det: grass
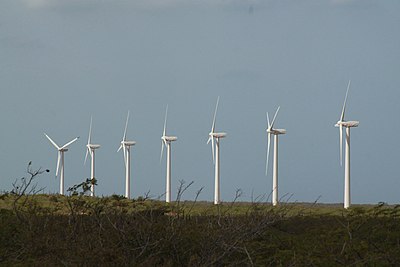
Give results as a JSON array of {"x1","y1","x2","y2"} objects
[{"x1": 0, "y1": 193, "x2": 392, "y2": 216}]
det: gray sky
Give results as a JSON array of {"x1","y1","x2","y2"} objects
[{"x1": 1, "y1": 0, "x2": 399, "y2": 204}]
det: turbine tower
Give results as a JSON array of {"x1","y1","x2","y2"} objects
[
  {"x1": 84, "y1": 116, "x2": 100, "y2": 197},
  {"x1": 265, "y1": 106, "x2": 286, "y2": 206},
  {"x1": 207, "y1": 96, "x2": 227, "y2": 205},
  {"x1": 44, "y1": 133, "x2": 79, "y2": 195},
  {"x1": 160, "y1": 105, "x2": 177, "y2": 203},
  {"x1": 335, "y1": 80, "x2": 359, "y2": 209},
  {"x1": 118, "y1": 111, "x2": 136, "y2": 199}
]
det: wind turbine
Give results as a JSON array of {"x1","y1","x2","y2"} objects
[
  {"x1": 208, "y1": 96, "x2": 227, "y2": 205},
  {"x1": 84, "y1": 116, "x2": 100, "y2": 197},
  {"x1": 44, "y1": 133, "x2": 79, "y2": 195},
  {"x1": 335, "y1": 80, "x2": 359, "y2": 209},
  {"x1": 160, "y1": 105, "x2": 177, "y2": 203},
  {"x1": 265, "y1": 106, "x2": 286, "y2": 206},
  {"x1": 118, "y1": 111, "x2": 136, "y2": 199}
]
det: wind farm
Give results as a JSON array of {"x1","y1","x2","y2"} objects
[
  {"x1": 31, "y1": 88, "x2": 355, "y2": 206},
  {"x1": 1, "y1": 0, "x2": 400, "y2": 264}
]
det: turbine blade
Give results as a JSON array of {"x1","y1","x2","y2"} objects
[
  {"x1": 56, "y1": 151, "x2": 61, "y2": 176},
  {"x1": 266, "y1": 133, "x2": 271, "y2": 176},
  {"x1": 339, "y1": 126, "x2": 343, "y2": 166},
  {"x1": 163, "y1": 105, "x2": 168, "y2": 137},
  {"x1": 123, "y1": 110, "x2": 130, "y2": 142},
  {"x1": 61, "y1": 137, "x2": 79, "y2": 149},
  {"x1": 84, "y1": 147, "x2": 89, "y2": 165},
  {"x1": 160, "y1": 140, "x2": 164, "y2": 164},
  {"x1": 123, "y1": 145, "x2": 127, "y2": 167},
  {"x1": 211, "y1": 96, "x2": 219, "y2": 133},
  {"x1": 266, "y1": 112, "x2": 271, "y2": 128},
  {"x1": 211, "y1": 136, "x2": 215, "y2": 164},
  {"x1": 44, "y1": 133, "x2": 60, "y2": 150},
  {"x1": 340, "y1": 80, "x2": 351, "y2": 121},
  {"x1": 271, "y1": 106, "x2": 280, "y2": 128},
  {"x1": 117, "y1": 144, "x2": 123, "y2": 152},
  {"x1": 87, "y1": 116, "x2": 92, "y2": 145}
]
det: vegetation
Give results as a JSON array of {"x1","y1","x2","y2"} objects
[{"x1": 1, "y1": 163, "x2": 400, "y2": 265}]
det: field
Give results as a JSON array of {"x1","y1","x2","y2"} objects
[
  {"x1": 1, "y1": 166, "x2": 399, "y2": 266},
  {"x1": 1, "y1": 191, "x2": 400, "y2": 266}
]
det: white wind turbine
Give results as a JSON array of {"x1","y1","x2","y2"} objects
[
  {"x1": 207, "y1": 96, "x2": 227, "y2": 205},
  {"x1": 44, "y1": 133, "x2": 79, "y2": 195},
  {"x1": 335, "y1": 80, "x2": 359, "y2": 209},
  {"x1": 160, "y1": 105, "x2": 177, "y2": 203},
  {"x1": 84, "y1": 116, "x2": 100, "y2": 197},
  {"x1": 265, "y1": 106, "x2": 286, "y2": 206},
  {"x1": 118, "y1": 111, "x2": 136, "y2": 199}
]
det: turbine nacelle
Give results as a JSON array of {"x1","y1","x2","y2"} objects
[
  {"x1": 162, "y1": 136, "x2": 177, "y2": 143},
  {"x1": 87, "y1": 144, "x2": 101, "y2": 150},
  {"x1": 267, "y1": 128, "x2": 286, "y2": 135},
  {"x1": 209, "y1": 132, "x2": 227, "y2": 139},
  {"x1": 121, "y1": 140, "x2": 136, "y2": 147},
  {"x1": 335, "y1": 121, "x2": 359, "y2": 128}
]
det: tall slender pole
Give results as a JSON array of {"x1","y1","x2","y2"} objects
[
  {"x1": 125, "y1": 147, "x2": 130, "y2": 199},
  {"x1": 344, "y1": 127, "x2": 351, "y2": 209},
  {"x1": 214, "y1": 138, "x2": 220, "y2": 205},
  {"x1": 272, "y1": 134, "x2": 278, "y2": 206},
  {"x1": 166, "y1": 142, "x2": 171, "y2": 203},
  {"x1": 60, "y1": 151, "x2": 64, "y2": 195},
  {"x1": 91, "y1": 150, "x2": 95, "y2": 197}
]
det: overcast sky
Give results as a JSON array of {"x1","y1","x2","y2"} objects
[{"x1": 1, "y1": 0, "x2": 399, "y2": 204}]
